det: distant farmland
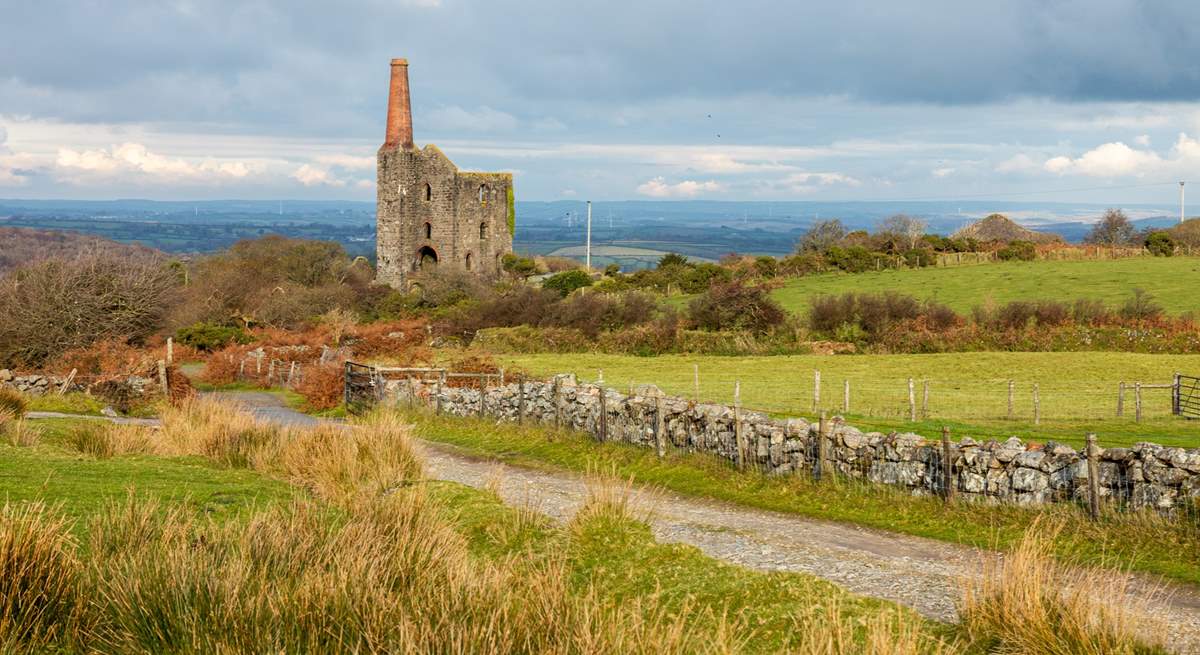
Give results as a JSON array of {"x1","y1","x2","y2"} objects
[
  {"x1": 771, "y1": 257, "x2": 1200, "y2": 315},
  {"x1": 547, "y1": 244, "x2": 716, "y2": 270}
]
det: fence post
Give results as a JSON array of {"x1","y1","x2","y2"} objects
[
  {"x1": 734, "y1": 381, "x2": 746, "y2": 471},
  {"x1": 1086, "y1": 433, "x2": 1100, "y2": 521},
  {"x1": 517, "y1": 379, "x2": 526, "y2": 425},
  {"x1": 941, "y1": 426, "x2": 955, "y2": 502},
  {"x1": 908, "y1": 378, "x2": 916, "y2": 422},
  {"x1": 553, "y1": 378, "x2": 562, "y2": 429},
  {"x1": 1033, "y1": 383, "x2": 1040, "y2": 425},
  {"x1": 922, "y1": 380, "x2": 930, "y2": 419},
  {"x1": 288, "y1": 361, "x2": 297, "y2": 387},
  {"x1": 157, "y1": 359, "x2": 169, "y2": 397},
  {"x1": 267, "y1": 359, "x2": 276, "y2": 386},
  {"x1": 654, "y1": 391, "x2": 666, "y2": 457},
  {"x1": 1007, "y1": 380, "x2": 1014, "y2": 420},
  {"x1": 478, "y1": 377, "x2": 486, "y2": 417},
  {"x1": 598, "y1": 385, "x2": 608, "y2": 442},
  {"x1": 343, "y1": 362, "x2": 352, "y2": 410},
  {"x1": 693, "y1": 364, "x2": 700, "y2": 402},
  {"x1": 813, "y1": 370, "x2": 821, "y2": 412},
  {"x1": 166, "y1": 337, "x2": 174, "y2": 366},
  {"x1": 239, "y1": 360, "x2": 245, "y2": 380},
  {"x1": 1117, "y1": 381, "x2": 1125, "y2": 417},
  {"x1": 1174, "y1": 373, "x2": 1182, "y2": 416},
  {"x1": 817, "y1": 412, "x2": 829, "y2": 481},
  {"x1": 435, "y1": 371, "x2": 444, "y2": 415},
  {"x1": 843, "y1": 380, "x2": 850, "y2": 414},
  {"x1": 1135, "y1": 382, "x2": 1142, "y2": 423}
]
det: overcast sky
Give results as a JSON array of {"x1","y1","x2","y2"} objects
[{"x1": 2, "y1": 0, "x2": 1200, "y2": 203}]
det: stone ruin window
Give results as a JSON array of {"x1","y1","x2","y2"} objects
[
  {"x1": 479, "y1": 222, "x2": 488, "y2": 240},
  {"x1": 424, "y1": 183, "x2": 432, "y2": 201},
  {"x1": 424, "y1": 222, "x2": 432, "y2": 239},
  {"x1": 478, "y1": 185, "x2": 488, "y2": 204},
  {"x1": 465, "y1": 252, "x2": 473, "y2": 271}
]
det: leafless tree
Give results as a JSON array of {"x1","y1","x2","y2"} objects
[
  {"x1": 0, "y1": 251, "x2": 178, "y2": 367},
  {"x1": 876, "y1": 214, "x2": 928, "y2": 251},
  {"x1": 1084, "y1": 208, "x2": 1137, "y2": 247},
  {"x1": 796, "y1": 219, "x2": 847, "y2": 253}
]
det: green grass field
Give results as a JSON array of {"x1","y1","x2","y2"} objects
[
  {"x1": 500, "y1": 352, "x2": 1200, "y2": 448},
  {"x1": 771, "y1": 257, "x2": 1200, "y2": 315}
]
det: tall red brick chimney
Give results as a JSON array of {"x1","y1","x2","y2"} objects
[{"x1": 384, "y1": 58, "x2": 413, "y2": 148}]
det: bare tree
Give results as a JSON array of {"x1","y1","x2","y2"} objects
[
  {"x1": 877, "y1": 214, "x2": 927, "y2": 251},
  {"x1": 1084, "y1": 208, "x2": 1137, "y2": 247},
  {"x1": 796, "y1": 219, "x2": 847, "y2": 253},
  {"x1": 0, "y1": 251, "x2": 178, "y2": 367}
]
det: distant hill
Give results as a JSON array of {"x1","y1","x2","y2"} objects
[
  {"x1": 952, "y1": 213, "x2": 1063, "y2": 244},
  {"x1": 0, "y1": 227, "x2": 162, "y2": 274}
]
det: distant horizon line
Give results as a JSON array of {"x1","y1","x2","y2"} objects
[{"x1": 0, "y1": 197, "x2": 1182, "y2": 208}]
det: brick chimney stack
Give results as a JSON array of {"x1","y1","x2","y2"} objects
[{"x1": 384, "y1": 58, "x2": 413, "y2": 148}]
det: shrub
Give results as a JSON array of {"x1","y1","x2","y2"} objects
[
  {"x1": 809, "y1": 292, "x2": 937, "y2": 337},
  {"x1": 501, "y1": 253, "x2": 540, "y2": 278},
  {"x1": 175, "y1": 323, "x2": 251, "y2": 352},
  {"x1": 753, "y1": 256, "x2": 779, "y2": 278},
  {"x1": 779, "y1": 252, "x2": 827, "y2": 276},
  {"x1": 1120, "y1": 288, "x2": 1164, "y2": 321},
  {"x1": 0, "y1": 386, "x2": 27, "y2": 419},
  {"x1": 1072, "y1": 298, "x2": 1110, "y2": 325},
  {"x1": 901, "y1": 248, "x2": 936, "y2": 268},
  {"x1": 687, "y1": 280, "x2": 786, "y2": 334},
  {"x1": 293, "y1": 363, "x2": 345, "y2": 411},
  {"x1": 824, "y1": 245, "x2": 876, "y2": 273},
  {"x1": 1145, "y1": 231, "x2": 1176, "y2": 257},
  {"x1": 996, "y1": 241, "x2": 1036, "y2": 261},
  {"x1": 0, "y1": 253, "x2": 177, "y2": 368},
  {"x1": 542, "y1": 270, "x2": 593, "y2": 297}
]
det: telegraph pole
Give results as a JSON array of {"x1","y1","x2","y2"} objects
[{"x1": 585, "y1": 200, "x2": 593, "y2": 270}]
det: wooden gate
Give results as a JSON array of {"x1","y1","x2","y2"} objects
[{"x1": 344, "y1": 362, "x2": 379, "y2": 416}]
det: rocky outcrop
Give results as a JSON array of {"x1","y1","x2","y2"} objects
[{"x1": 383, "y1": 374, "x2": 1200, "y2": 514}]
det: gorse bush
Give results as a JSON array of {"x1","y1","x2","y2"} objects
[
  {"x1": 174, "y1": 322, "x2": 251, "y2": 352},
  {"x1": 688, "y1": 280, "x2": 786, "y2": 334},
  {"x1": 996, "y1": 240, "x2": 1037, "y2": 261},
  {"x1": 542, "y1": 269, "x2": 593, "y2": 297}
]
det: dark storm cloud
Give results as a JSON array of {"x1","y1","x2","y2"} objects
[{"x1": 2, "y1": 0, "x2": 1199, "y2": 135}]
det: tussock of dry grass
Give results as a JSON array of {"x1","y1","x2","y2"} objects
[
  {"x1": 571, "y1": 467, "x2": 649, "y2": 531},
  {"x1": 0, "y1": 503, "x2": 79, "y2": 652},
  {"x1": 1, "y1": 415, "x2": 39, "y2": 447},
  {"x1": 62, "y1": 423, "x2": 154, "y2": 459},
  {"x1": 791, "y1": 597, "x2": 960, "y2": 655},
  {"x1": 959, "y1": 521, "x2": 1168, "y2": 654},
  {"x1": 0, "y1": 387, "x2": 27, "y2": 419}
]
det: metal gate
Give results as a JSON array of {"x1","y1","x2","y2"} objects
[
  {"x1": 1176, "y1": 374, "x2": 1200, "y2": 419},
  {"x1": 344, "y1": 362, "x2": 380, "y2": 416}
]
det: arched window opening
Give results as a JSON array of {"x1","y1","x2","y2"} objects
[
  {"x1": 478, "y1": 185, "x2": 488, "y2": 203},
  {"x1": 479, "y1": 222, "x2": 488, "y2": 240},
  {"x1": 424, "y1": 183, "x2": 432, "y2": 201},
  {"x1": 465, "y1": 252, "x2": 473, "y2": 271},
  {"x1": 424, "y1": 222, "x2": 432, "y2": 239},
  {"x1": 416, "y1": 246, "x2": 438, "y2": 271}
]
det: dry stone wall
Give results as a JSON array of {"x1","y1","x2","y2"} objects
[{"x1": 384, "y1": 374, "x2": 1200, "y2": 513}]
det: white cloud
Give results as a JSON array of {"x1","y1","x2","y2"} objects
[
  {"x1": 560, "y1": 188, "x2": 577, "y2": 197},
  {"x1": 780, "y1": 172, "x2": 861, "y2": 188},
  {"x1": 1135, "y1": 134, "x2": 1151, "y2": 146},
  {"x1": 636, "y1": 177, "x2": 722, "y2": 198},
  {"x1": 54, "y1": 142, "x2": 257, "y2": 183},
  {"x1": 291, "y1": 164, "x2": 345, "y2": 187},
  {"x1": 1043, "y1": 141, "x2": 1161, "y2": 177},
  {"x1": 995, "y1": 153, "x2": 1039, "y2": 173},
  {"x1": 426, "y1": 105, "x2": 519, "y2": 132},
  {"x1": 315, "y1": 154, "x2": 374, "y2": 170},
  {"x1": 932, "y1": 167, "x2": 955, "y2": 178},
  {"x1": 355, "y1": 179, "x2": 374, "y2": 189}
]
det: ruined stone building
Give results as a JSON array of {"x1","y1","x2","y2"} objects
[{"x1": 375, "y1": 59, "x2": 514, "y2": 288}]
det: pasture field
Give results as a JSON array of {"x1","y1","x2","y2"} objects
[
  {"x1": 770, "y1": 256, "x2": 1200, "y2": 315},
  {"x1": 499, "y1": 351, "x2": 1200, "y2": 448}
]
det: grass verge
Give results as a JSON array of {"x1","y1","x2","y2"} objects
[{"x1": 398, "y1": 408, "x2": 1200, "y2": 587}]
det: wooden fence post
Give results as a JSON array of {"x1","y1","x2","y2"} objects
[
  {"x1": 1007, "y1": 380, "x2": 1014, "y2": 420},
  {"x1": 941, "y1": 426, "x2": 955, "y2": 502},
  {"x1": 598, "y1": 385, "x2": 608, "y2": 442},
  {"x1": 654, "y1": 391, "x2": 666, "y2": 457},
  {"x1": 1117, "y1": 381, "x2": 1125, "y2": 417},
  {"x1": 817, "y1": 412, "x2": 829, "y2": 482},
  {"x1": 435, "y1": 371, "x2": 444, "y2": 415},
  {"x1": 813, "y1": 370, "x2": 821, "y2": 412},
  {"x1": 734, "y1": 381, "x2": 746, "y2": 471},
  {"x1": 343, "y1": 362, "x2": 351, "y2": 410},
  {"x1": 288, "y1": 361, "x2": 297, "y2": 387},
  {"x1": 478, "y1": 377, "x2": 486, "y2": 417},
  {"x1": 908, "y1": 378, "x2": 916, "y2": 422},
  {"x1": 553, "y1": 378, "x2": 562, "y2": 429},
  {"x1": 922, "y1": 380, "x2": 930, "y2": 419},
  {"x1": 517, "y1": 380, "x2": 526, "y2": 424},
  {"x1": 1033, "y1": 383, "x2": 1040, "y2": 425},
  {"x1": 843, "y1": 380, "x2": 850, "y2": 414},
  {"x1": 166, "y1": 337, "x2": 174, "y2": 366},
  {"x1": 693, "y1": 364, "x2": 700, "y2": 402},
  {"x1": 1174, "y1": 373, "x2": 1182, "y2": 416},
  {"x1": 1086, "y1": 433, "x2": 1100, "y2": 521},
  {"x1": 1135, "y1": 382, "x2": 1142, "y2": 423}
]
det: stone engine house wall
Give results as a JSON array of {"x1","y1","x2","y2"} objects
[
  {"x1": 375, "y1": 58, "x2": 514, "y2": 289},
  {"x1": 383, "y1": 374, "x2": 1200, "y2": 514}
]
